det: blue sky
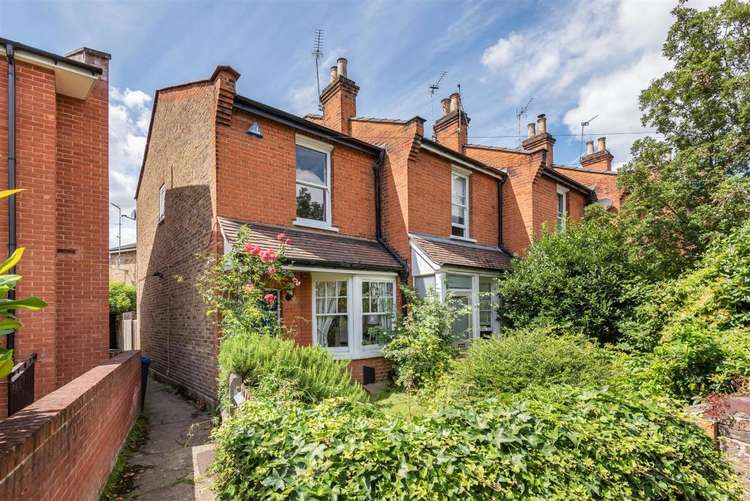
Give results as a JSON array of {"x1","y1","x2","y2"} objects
[{"x1": 0, "y1": 0, "x2": 718, "y2": 247}]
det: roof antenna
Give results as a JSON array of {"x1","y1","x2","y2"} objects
[
  {"x1": 312, "y1": 29, "x2": 325, "y2": 112},
  {"x1": 580, "y1": 114, "x2": 599, "y2": 155},
  {"x1": 428, "y1": 71, "x2": 447, "y2": 123},
  {"x1": 515, "y1": 97, "x2": 533, "y2": 146}
]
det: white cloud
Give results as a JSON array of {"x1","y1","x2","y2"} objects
[{"x1": 109, "y1": 87, "x2": 151, "y2": 247}]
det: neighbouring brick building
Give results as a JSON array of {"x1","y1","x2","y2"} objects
[
  {"x1": 110, "y1": 242, "x2": 137, "y2": 286},
  {"x1": 0, "y1": 38, "x2": 110, "y2": 417},
  {"x1": 136, "y1": 58, "x2": 618, "y2": 404}
]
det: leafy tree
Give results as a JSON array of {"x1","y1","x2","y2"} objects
[
  {"x1": 497, "y1": 206, "x2": 640, "y2": 344},
  {"x1": 108, "y1": 281, "x2": 136, "y2": 314},
  {"x1": 618, "y1": 0, "x2": 750, "y2": 280}
]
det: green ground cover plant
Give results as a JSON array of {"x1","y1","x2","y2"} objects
[{"x1": 212, "y1": 386, "x2": 740, "y2": 500}]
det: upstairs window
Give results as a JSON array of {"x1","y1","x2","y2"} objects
[
  {"x1": 451, "y1": 170, "x2": 469, "y2": 238},
  {"x1": 158, "y1": 183, "x2": 166, "y2": 222},
  {"x1": 556, "y1": 186, "x2": 568, "y2": 231},
  {"x1": 295, "y1": 135, "x2": 333, "y2": 228}
]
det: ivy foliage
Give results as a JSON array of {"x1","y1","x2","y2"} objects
[{"x1": 212, "y1": 386, "x2": 740, "y2": 500}]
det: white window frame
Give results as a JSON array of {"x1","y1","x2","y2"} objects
[
  {"x1": 158, "y1": 183, "x2": 166, "y2": 222},
  {"x1": 441, "y1": 270, "x2": 500, "y2": 342},
  {"x1": 311, "y1": 271, "x2": 398, "y2": 360},
  {"x1": 557, "y1": 185, "x2": 569, "y2": 231},
  {"x1": 294, "y1": 134, "x2": 334, "y2": 230},
  {"x1": 451, "y1": 167, "x2": 471, "y2": 240}
]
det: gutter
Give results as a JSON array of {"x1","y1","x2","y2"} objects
[
  {"x1": 5, "y1": 42, "x2": 16, "y2": 351},
  {"x1": 496, "y1": 177, "x2": 505, "y2": 248},
  {"x1": 372, "y1": 149, "x2": 409, "y2": 280}
]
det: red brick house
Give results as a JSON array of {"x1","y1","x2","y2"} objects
[
  {"x1": 136, "y1": 59, "x2": 618, "y2": 404},
  {"x1": 0, "y1": 39, "x2": 110, "y2": 416}
]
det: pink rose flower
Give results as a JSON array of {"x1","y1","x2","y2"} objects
[
  {"x1": 276, "y1": 232, "x2": 287, "y2": 241},
  {"x1": 243, "y1": 243, "x2": 257, "y2": 254},
  {"x1": 292, "y1": 277, "x2": 301, "y2": 287},
  {"x1": 285, "y1": 237, "x2": 293, "y2": 246},
  {"x1": 263, "y1": 293, "x2": 276, "y2": 305},
  {"x1": 267, "y1": 266, "x2": 276, "y2": 274}
]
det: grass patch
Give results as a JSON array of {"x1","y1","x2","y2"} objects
[
  {"x1": 100, "y1": 415, "x2": 148, "y2": 501},
  {"x1": 371, "y1": 388, "x2": 427, "y2": 418}
]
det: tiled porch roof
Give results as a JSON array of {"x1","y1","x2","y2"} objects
[
  {"x1": 218, "y1": 218, "x2": 404, "y2": 273},
  {"x1": 411, "y1": 234, "x2": 512, "y2": 271}
]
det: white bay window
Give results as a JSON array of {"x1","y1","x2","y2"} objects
[{"x1": 312, "y1": 273, "x2": 397, "y2": 359}]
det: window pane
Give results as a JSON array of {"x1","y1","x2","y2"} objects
[
  {"x1": 415, "y1": 276, "x2": 435, "y2": 297},
  {"x1": 363, "y1": 313, "x2": 391, "y2": 345},
  {"x1": 446, "y1": 274, "x2": 472, "y2": 290},
  {"x1": 452, "y1": 175, "x2": 466, "y2": 199},
  {"x1": 557, "y1": 193, "x2": 565, "y2": 215},
  {"x1": 451, "y1": 225, "x2": 465, "y2": 237},
  {"x1": 450, "y1": 295, "x2": 471, "y2": 339},
  {"x1": 451, "y1": 205, "x2": 465, "y2": 226},
  {"x1": 296, "y1": 145, "x2": 327, "y2": 186},
  {"x1": 318, "y1": 315, "x2": 348, "y2": 347},
  {"x1": 297, "y1": 184, "x2": 326, "y2": 221}
]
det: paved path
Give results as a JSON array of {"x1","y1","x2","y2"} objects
[{"x1": 126, "y1": 378, "x2": 215, "y2": 500}]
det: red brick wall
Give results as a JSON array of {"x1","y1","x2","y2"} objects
[
  {"x1": 281, "y1": 272, "x2": 312, "y2": 345},
  {"x1": 0, "y1": 351, "x2": 141, "y2": 501},
  {"x1": 216, "y1": 109, "x2": 377, "y2": 239},
  {"x1": 554, "y1": 166, "x2": 621, "y2": 210},
  {"x1": 55, "y1": 71, "x2": 109, "y2": 386}
]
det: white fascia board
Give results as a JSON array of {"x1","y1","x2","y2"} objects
[{"x1": 9, "y1": 49, "x2": 98, "y2": 99}]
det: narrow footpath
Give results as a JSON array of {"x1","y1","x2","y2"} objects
[{"x1": 124, "y1": 378, "x2": 216, "y2": 500}]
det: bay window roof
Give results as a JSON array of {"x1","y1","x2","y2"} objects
[
  {"x1": 410, "y1": 233, "x2": 512, "y2": 271},
  {"x1": 218, "y1": 217, "x2": 404, "y2": 273}
]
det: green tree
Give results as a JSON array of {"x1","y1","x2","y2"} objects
[
  {"x1": 618, "y1": 0, "x2": 750, "y2": 280},
  {"x1": 109, "y1": 281, "x2": 136, "y2": 314},
  {"x1": 497, "y1": 206, "x2": 640, "y2": 344}
]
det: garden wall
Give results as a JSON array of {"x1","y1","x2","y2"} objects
[{"x1": 0, "y1": 350, "x2": 141, "y2": 500}]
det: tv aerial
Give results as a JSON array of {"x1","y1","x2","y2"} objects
[
  {"x1": 312, "y1": 29, "x2": 325, "y2": 111},
  {"x1": 580, "y1": 114, "x2": 599, "y2": 155},
  {"x1": 515, "y1": 97, "x2": 533, "y2": 145}
]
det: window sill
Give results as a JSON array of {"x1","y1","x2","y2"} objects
[
  {"x1": 330, "y1": 349, "x2": 384, "y2": 361},
  {"x1": 450, "y1": 235, "x2": 477, "y2": 243},
  {"x1": 294, "y1": 219, "x2": 339, "y2": 232}
]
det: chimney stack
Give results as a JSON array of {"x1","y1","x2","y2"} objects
[
  {"x1": 536, "y1": 114, "x2": 547, "y2": 134},
  {"x1": 521, "y1": 111, "x2": 555, "y2": 166},
  {"x1": 433, "y1": 91, "x2": 470, "y2": 153},
  {"x1": 320, "y1": 57, "x2": 359, "y2": 135},
  {"x1": 581, "y1": 136, "x2": 613, "y2": 172}
]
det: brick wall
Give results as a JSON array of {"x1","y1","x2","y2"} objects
[
  {"x1": 136, "y1": 80, "x2": 220, "y2": 405},
  {"x1": 216, "y1": 109, "x2": 377, "y2": 239},
  {"x1": 554, "y1": 166, "x2": 621, "y2": 210},
  {"x1": 109, "y1": 250, "x2": 137, "y2": 286},
  {"x1": 0, "y1": 351, "x2": 141, "y2": 501},
  {"x1": 55, "y1": 70, "x2": 109, "y2": 387}
]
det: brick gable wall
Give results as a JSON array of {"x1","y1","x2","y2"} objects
[
  {"x1": 136, "y1": 81, "x2": 220, "y2": 404},
  {"x1": 554, "y1": 166, "x2": 621, "y2": 209}
]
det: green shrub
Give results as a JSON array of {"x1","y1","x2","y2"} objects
[
  {"x1": 212, "y1": 386, "x2": 740, "y2": 500},
  {"x1": 497, "y1": 206, "x2": 641, "y2": 344},
  {"x1": 382, "y1": 287, "x2": 460, "y2": 390},
  {"x1": 446, "y1": 327, "x2": 615, "y2": 399},
  {"x1": 218, "y1": 332, "x2": 367, "y2": 406},
  {"x1": 623, "y1": 323, "x2": 750, "y2": 401},
  {"x1": 109, "y1": 281, "x2": 136, "y2": 314}
]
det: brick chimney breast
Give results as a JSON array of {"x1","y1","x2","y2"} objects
[
  {"x1": 433, "y1": 92, "x2": 470, "y2": 153},
  {"x1": 521, "y1": 113, "x2": 555, "y2": 166},
  {"x1": 581, "y1": 135, "x2": 613, "y2": 172},
  {"x1": 320, "y1": 57, "x2": 359, "y2": 135},
  {"x1": 211, "y1": 65, "x2": 241, "y2": 127}
]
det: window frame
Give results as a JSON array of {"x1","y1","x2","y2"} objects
[
  {"x1": 441, "y1": 270, "x2": 500, "y2": 342},
  {"x1": 311, "y1": 272, "x2": 398, "y2": 360},
  {"x1": 294, "y1": 134, "x2": 334, "y2": 230},
  {"x1": 450, "y1": 168, "x2": 471, "y2": 240},
  {"x1": 158, "y1": 183, "x2": 166, "y2": 223},
  {"x1": 556, "y1": 185, "x2": 569, "y2": 231}
]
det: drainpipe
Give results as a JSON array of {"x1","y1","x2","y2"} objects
[
  {"x1": 372, "y1": 149, "x2": 408, "y2": 280},
  {"x1": 496, "y1": 177, "x2": 505, "y2": 248},
  {"x1": 5, "y1": 42, "x2": 17, "y2": 351}
]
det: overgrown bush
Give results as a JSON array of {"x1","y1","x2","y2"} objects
[
  {"x1": 623, "y1": 324, "x2": 750, "y2": 401},
  {"x1": 497, "y1": 206, "x2": 641, "y2": 344},
  {"x1": 445, "y1": 327, "x2": 615, "y2": 399},
  {"x1": 382, "y1": 287, "x2": 460, "y2": 391},
  {"x1": 212, "y1": 386, "x2": 740, "y2": 500},
  {"x1": 218, "y1": 332, "x2": 367, "y2": 406},
  {"x1": 109, "y1": 281, "x2": 136, "y2": 314}
]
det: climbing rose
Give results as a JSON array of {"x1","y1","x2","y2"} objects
[
  {"x1": 276, "y1": 232, "x2": 287, "y2": 241},
  {"x1": 243, "y1": 243, "x2": 258, "y2": 254},
  {"x1": 263, "y1": 293, "x2": 276, "y2": 305},
  {"x1": 284, "y1": 237, "x2": 293, "y2": 245},
  {"x1": 267, "y1": 266, "x2": 276, "y2": 274},
  {"x1": 260, "y1": 249, "x2": 276, "y2": 263},
  {"x1": 292, "y1": 277, "x2": 301, "y2": 287}
]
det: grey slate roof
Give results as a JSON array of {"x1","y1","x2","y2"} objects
[
  {"x1": 411, "y1": 234, "x2": 512, "y2": 271},
  {"x1": 218, "y1": 218, "x2": 403, "y2": 273}
]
